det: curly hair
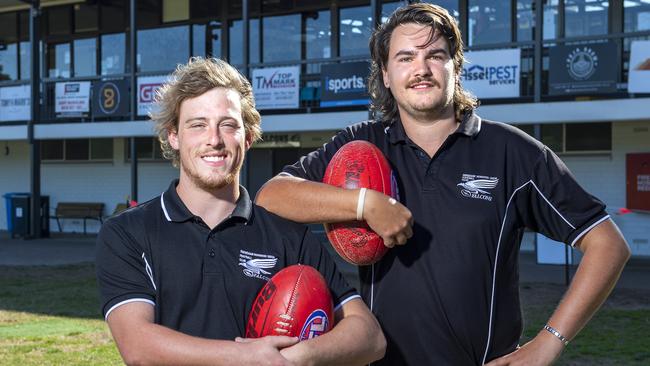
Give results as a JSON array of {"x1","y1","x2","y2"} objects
[
  {"x1": 151, "y1": 57, "x2": 262, "y2": 167},
  {"x1": 368, "y1": 3, "x2": 477, "y2": 123}
]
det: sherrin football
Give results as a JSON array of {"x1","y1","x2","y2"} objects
[
  {"x1": 245, "y1": 264, "x2": 334, "y2": 341},
  {"x1": 323, "y1": 140, "x2": 395, "y2": 265}
]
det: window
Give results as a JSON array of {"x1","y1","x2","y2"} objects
[
  {"x1": 382, "y1": 2, "x2": 402, "y2": 23},
  {"x1": 229, "y1": 19, "x2": 260, "y2": 66},
  {"x1": 306, "y1": 10, "x2": 331, "y2": 60},
  {"x1": 47, "y1": 43, "x2": 71, "y2": 78},
  {"x1": 41, "y1": 139, "x2": 113, "y2": 161},
  {"x1": 340, "y1": 6, "x2": 371, "y2": 57},
  {"x1": 422, "y1": 1, "x2": 460, "y2": 19},
  {"x1": 126, "y1": 137, "x2": 164, "y2": 160},
  {"x1": 625, "y1": 0, "x2": 650, "y2": 32},
  {"x1": 263, "y1": 14, "x2": 301, "y2": 62},
  {"x1": 101, "y1": 33, "x2": 126, "y2": 75},
  {"x1": 137, "y1": 26, "x2": 189, "y2": 72},
  {"x1": 19, "y1": 42, "x2": 30, "y2": 80},
  {"x1": 0, "y1": 44, "x2": 18, "y2": 81},
  {"x1": 73, "y1": 38, "x2": 96, "y2": 77},
  {"x1": 517, "y1": 0, "x2": 535, "y2": 42},
  {"x1": 565, "y1": 0, "x2": 608, "y2": 38},
  {"x1": 0, "y1": 12, "x2": 18, "y2": 81},
  {"x1": 540, "y1": 122, "x2": 611, "y2": 153},
  {"x1": 469, "y1": 0, "x2": 511, "y2": 46},
  {"x1": 565, "y1": 122, "x2": 611, "y2": 151},
  {"x1": 541, "y1": 123, "x2": 563, "y2": 152},
  {"x1": 544, "y1": 0, "x2": 560, "y2": 40}
]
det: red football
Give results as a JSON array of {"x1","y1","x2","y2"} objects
[
  {"x1": 323, "y1": 140, "x2": 394, "y2": 265},
  {"x1": 246, "y1": 264, "x2": 334, "y2": 341}
]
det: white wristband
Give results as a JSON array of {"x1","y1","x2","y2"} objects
[{"x1": 356, "y1": 188, "x2": 367, "y2": 221}]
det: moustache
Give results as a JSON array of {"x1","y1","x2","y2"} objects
[{"x1": 408, "y1": 77, "x2": 439, "y2": 88}]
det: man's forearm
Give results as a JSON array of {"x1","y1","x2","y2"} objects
[
  {"x1": 280, "y1": 299, "x2": 386, "y2": 366},
  {"x1": 543, "y1": 220, "x2": 630, "y2": 343},
  {"x1": 109, "y1": 303, "x2": 297, "y2": 366},
  {"x1": 485, "y1": 220, "x2": 630, "y2": 365},
  {"x1": 256, "y1": 175, "x2": 359, "y2": 223}
]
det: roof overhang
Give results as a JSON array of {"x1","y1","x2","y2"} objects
[{"x1": 0, "y1": 0, "x2": 83, "y2": 13}]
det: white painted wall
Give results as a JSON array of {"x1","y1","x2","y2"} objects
[
  {"x1": 0, "y1": 138, "x2": 177, "y2": 234},
  {"x1": 1, "y1": 122, "x2": 648, "y2": 256},
  {"x1": 562, "y1": 120, "x2": 650, "y2": 256}
]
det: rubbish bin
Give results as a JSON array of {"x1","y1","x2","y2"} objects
[{"x1": 3, "y1": 193, "x2": 50, "y2": 238}]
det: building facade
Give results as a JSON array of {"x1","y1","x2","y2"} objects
[{"x1": 0, "y1": 0, "x2": 649, "y2": 256}]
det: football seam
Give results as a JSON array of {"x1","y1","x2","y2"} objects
[{"x1": 286, "y1": 265, "x2": 304, "y2": 334}]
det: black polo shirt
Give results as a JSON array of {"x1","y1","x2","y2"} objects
[
  {"x1": 281, "y1": 112, "x2": 609, "y2": 365},
  {"x1": 96, "y1": 180, "x2": 358, "y2": 340}
]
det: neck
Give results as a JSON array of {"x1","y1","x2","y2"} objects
[
  {"x1": 176, "y1": 175, "x2": 239, "y2": 229},
  {"x1": 399, "y1": 105, "x2": 459, "y2": 157}
]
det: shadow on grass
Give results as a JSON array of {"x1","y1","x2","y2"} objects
[{"x1": 0, "y1": 263, "x2": 101, "y2": 319}]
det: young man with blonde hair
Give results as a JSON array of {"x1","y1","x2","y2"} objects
[
  {"x1": 96, "y1": 57, "x2": 385, "y2": 365},
  {"x1": 257, "y1": 4, "x2": 630, "y2": 365}
]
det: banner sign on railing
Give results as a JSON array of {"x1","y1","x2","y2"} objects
[
  {"x1": 0, "y1": 85, "x2": 30, "y2": 122},
  {"x1": 55, "y1": 81, "x2": 91, "y2": 116},
  {"x1": 320, "y1": 61, "x2": 370, "y2": 107},
  {"x1": 137, "y1": 75, "x2": 168, "y2": 116},
  {"x1": 628, "y1": 40, "x2": 650, "y2": 93},
  {"x1": 462, "y1": 49, "x2": 521, "y2": 98},
  {"x1": 252, "y1": 66, "x2": 300, "y2": 110},
  {"x1": 93, "y1": 80, "x2": 129, "y2": 118},
  {"x1": 548, "y1": 42, "x2": 618, "y2": 95}
]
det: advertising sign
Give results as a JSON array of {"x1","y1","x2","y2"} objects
[
  {"x1": 549, "y1": 42, "x2": 618, "y2": 95},
  {"x1": 626, "y1": 153, "x2": 650, "y2": 212},
  {"x1": 320, "y1": 61, "x2": 370, "y2": 107},
  {"x1": 92, "y1": 79, "x2": 129, "y2": 117},
  {"x1": 0, "y1": 85, "x2": 30, "y2": 122},
  {"x1": 55, "y1": 81, "x2": 91, "y2": 115},
  {"x1": 252, "y1": 66, "x2": 300, "y2": 110},
  {"x1": 137, "y1": 75, "x2": 168, "y2": 116},
  {"x1": 462, "y1": 49, "x2": 521, "y2": 98},
  {"x1": 628, "y1": 40, "x2": 650, "y2": 93}
]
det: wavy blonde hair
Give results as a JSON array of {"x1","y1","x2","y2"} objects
[
  {"x1": 151, "y1": 57, "x2": 262, "y2": 167},
  {"x1": 368, "y1": 3, "x2": 478, "y2": 123}
]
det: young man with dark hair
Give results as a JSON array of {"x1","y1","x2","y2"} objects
[
  {"x1": 256, "y1": 4, "x2": 630, "y2": 365},
  {"x1": 95, "y1": 57, "x2": 386, "y2": 366}
]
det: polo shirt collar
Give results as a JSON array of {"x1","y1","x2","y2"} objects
[
  {"x1": 160, "y1": 179, "x2": 252, "y2": 223},
  {"x1": 385, "y1": 110, "x2": 482, "y2": 144}
]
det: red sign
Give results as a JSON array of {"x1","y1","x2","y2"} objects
[{"x1": 626, "y1": 153, "x2": 650, "y2": 212}]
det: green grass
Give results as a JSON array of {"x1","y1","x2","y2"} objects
[
  {"x1": 0, "y1": 265, "x2": 648, "y2": 365},
  {"x1": 0, "y1": 264, "x2": 122, "y2": 365},
  {"x1": 519, "y1": 284, "x2": 650, "y2": 365}
]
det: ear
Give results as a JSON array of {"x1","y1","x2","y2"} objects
[
  {"x1": 168, "y1": 128, "x2": 179, "y2": 150},
  {"x1": 244, "y1": 130, "x2": 253, "y2": 151},
  {"x1": 382, "y1": 67, "x2": 390, "y2": 88}
]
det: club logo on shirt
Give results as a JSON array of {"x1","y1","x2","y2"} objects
[
  {"x1": 457, "y1": 174, "x2": 499, "y2": 202},
  {"x1": 239, "y1": 250, "x2": 278, "y2": 281}
]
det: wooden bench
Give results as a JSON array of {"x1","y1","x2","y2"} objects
[{"x1": 51, "y1": 202, "x2": 105, "y2": 234}]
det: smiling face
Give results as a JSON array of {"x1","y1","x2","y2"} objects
[
  {"x1": 382, "y1": 22, "x2": 456, "y2": 122},
  {"x1": 168, "y1": 87, "x2": 251, "y2": 192}
]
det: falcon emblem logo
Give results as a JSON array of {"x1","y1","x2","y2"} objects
[
  {"x1": 239, "y1": 250, "x2": 278, "y2": 280},
  {"x1": 458, "y1": 174, "x2": 499, "y2": 201}
]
